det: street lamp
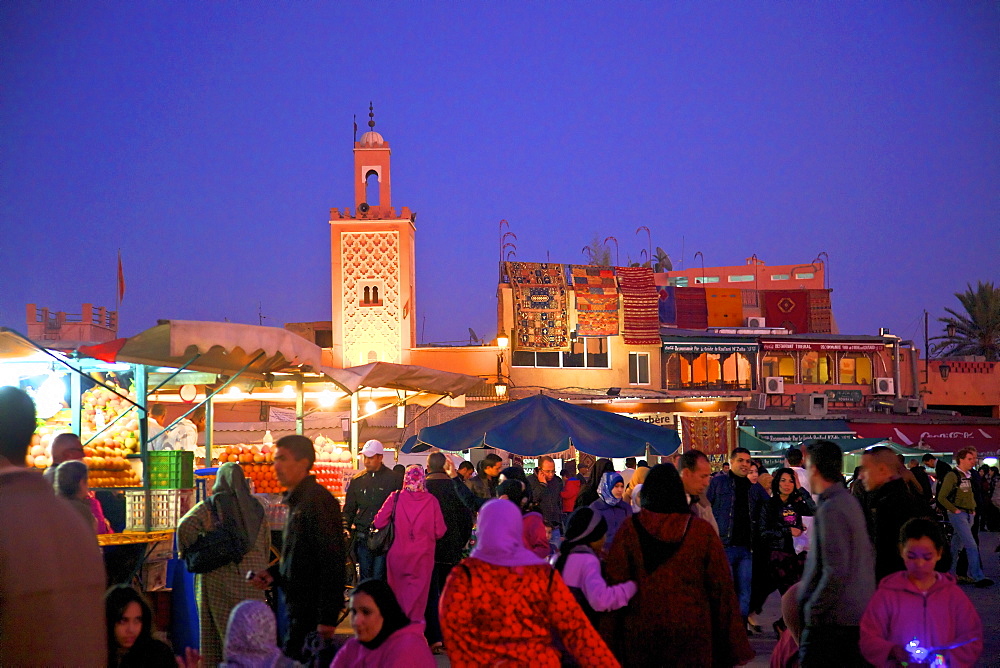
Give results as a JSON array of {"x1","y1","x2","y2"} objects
[
  {"x1": 939, "y1": 364, "x2": 951, "y2": 381},
  {"x1": 496, "y1": 330, "x2": 510, "y2": 400}
]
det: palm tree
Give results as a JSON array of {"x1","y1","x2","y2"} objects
[
  {"x1": 933, "y1": 281, "x2": 1000, "y2": 361},
  {"x1": 581, "y1": 234, "x2": 612, "y2": 265}
]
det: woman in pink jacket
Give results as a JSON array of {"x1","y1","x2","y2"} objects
[
  {"x1": 860, "y1": 518, "x2": 982, "y2": 667},
  {"x1": 373, "y1": 465, "x2": 446, "y2": 627}
]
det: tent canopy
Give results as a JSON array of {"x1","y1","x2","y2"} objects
[
  {"x1": 77, "y1": 320, "x2": 324, "y2": 379},
  {"x1": 0, "y1": 328, "x2": 54, "y2": 360},
  {"x1": 322, "y1": 361, "x2": 481, "y2": 397},
  {"x1": 402, "y1": 394, "x2": 681, "y2": 458}
]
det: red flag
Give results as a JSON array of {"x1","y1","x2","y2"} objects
[{"x1": 117, "y1": 251, "x2": 126, "y2": 303}]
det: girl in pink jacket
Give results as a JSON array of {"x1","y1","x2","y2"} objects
[{"x1": 860, "y1": 518, "x2": 982, "y2": 667}]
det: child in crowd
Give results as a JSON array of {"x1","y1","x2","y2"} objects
[{"x1": 859, "y1": 518, "x2": 982, "y2": 668}]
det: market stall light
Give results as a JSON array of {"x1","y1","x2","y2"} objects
[
  {"x1": 984, "y1": 457, "x2": 998, "y2": 467},
  {"x1": 319, "y1": 389, "x2": 336, "y2": 408},
  {"x1": 227, "y1": 386, "x2": 244, "y2": 398},
  {"x1": 32, "y1": 373, "x2": 67, "y2": 419},
  {"x1": 365, "y1": 398, "x2": 377, "y2": 414},
  {"x1": 494, "y1": 382, "x2": 508, "y2": 397},
  {"x1": 281, "y1": 385, "x2": 296, "y2": 398}
]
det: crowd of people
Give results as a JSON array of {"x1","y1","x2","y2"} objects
[{"x1": 0, "y1": 384, "x2": 992, "y2": 667}]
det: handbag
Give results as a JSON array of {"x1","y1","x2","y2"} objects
[
  {"x1": 367, "y1": 492, "x2": 399, "y2": 556},
  {"x1": 182, "y1": 497, "x2": 248, "y2": 574}
]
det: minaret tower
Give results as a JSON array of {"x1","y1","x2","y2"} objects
[{"x1": 329, "y1": 104, "x2": 417, "y2": 367}]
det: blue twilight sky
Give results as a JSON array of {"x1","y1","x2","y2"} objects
[{"x1": 2, "y1": 3, "x2": 998, "y2": 348}]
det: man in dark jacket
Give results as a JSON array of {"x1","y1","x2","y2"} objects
[
  {"x1": 423, "y1": 452, "x2": 475, "y2": 650},
  {"x1": 528, "y1": 455, "x2": 564, "y2": 548},
  {"x1": 859, "y1": 446, "x2": 928, "y2": 582},
  {"x1": 707, "y1": 447, "x2": 769, "y2": 626},
  {"x1": 252, "y1": 435, "x2": 345, "y2": 661},
  {"x1": 466, "y1": 452, "x2": 502, "y2": 500},
  {"x1": 343, "y1": 439, "x2": 399, "y2": 581}
]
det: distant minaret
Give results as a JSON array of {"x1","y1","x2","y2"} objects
[{"x1": 328, "y1": 104, "x2": 417, "y2": 367}]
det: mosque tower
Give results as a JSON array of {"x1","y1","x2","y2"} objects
[{"x1": 329, "y1": 104, "x2": 417, "y2": 367}]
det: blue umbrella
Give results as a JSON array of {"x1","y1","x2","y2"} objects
[{"x1": 401, "y1": 394, "x2": 680, "y2": 457}]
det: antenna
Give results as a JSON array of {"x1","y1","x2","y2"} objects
[{"x1": 258, "y1": 301, "x2": 267, "y2": 326}]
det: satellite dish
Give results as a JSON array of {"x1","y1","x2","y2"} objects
[
  {"x1": 468, "y1": 328, "x2": 480, "y2": 344},
  {"x1": 359, "y1": 202, "x2": 370, "y2": 213}
]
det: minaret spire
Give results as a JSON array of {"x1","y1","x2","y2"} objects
[{"x1": 368, "y1": 102, "x2": 376, "y2": 130}]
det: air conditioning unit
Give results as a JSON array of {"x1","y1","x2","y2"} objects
[
  {"x1": 892, "y1": 398, "x2": 923, "y2": 415},
  {"x1": 794, "y1": 393, "x2": 829, "y2": 416},
  {"x1": 764, "y1": 377, "x2": 785, "y2": 394},
  {"x1": 874, "y1": 377, "x2": 895, "y2": 395},
  {"x1": 746, "y1": 317, "x2": 766, "y2": 328}
]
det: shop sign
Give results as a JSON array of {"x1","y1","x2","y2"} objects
[
  {"x1": 662, "y1": 342, "x2": 758, "y2": 354},
  {"x1": 758, "y1": 432, "x2": 854, "y2": 442},
  {"x1": 851, "y1": 423, "x2": 1000, "y2": 454},
  {"x1": 824, "y1": 389, "x2": 863, "y2": 403},
  {"x1": 763, "y1": 341, "x2": 884, "y2": 352},
  {"x1": 624, "y1": 412, "x2": 676, "y2": 427}
]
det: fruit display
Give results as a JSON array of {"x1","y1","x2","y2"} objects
[
  {"x1": 80, "y1": 385, "x2": 142, "y2": 455},
  {"x1": 213, "y1": 435, "x2": 356, "y2": 498}
]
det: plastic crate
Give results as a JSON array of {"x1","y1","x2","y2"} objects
[
  {"x1": 125, "y1": 489, "x2": 196, "y2": 532},
  {"x1": 147, "y1": 451, "x2": 195, "y2": 489}
]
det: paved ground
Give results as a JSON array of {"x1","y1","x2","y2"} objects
[{"x1": 340, "y1": 532, "x2": 1000, "y2": 667}]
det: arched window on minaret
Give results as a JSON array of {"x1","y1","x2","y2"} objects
[
  {"x1": 371, "y1": 286, "x2": 379, "y2": 303},
  {"x1": 365, "y1": 170, "x2": 380, "y2": 206},
  {"x1": 363, "y1": 286, "x2": 371, "y2": 304}
]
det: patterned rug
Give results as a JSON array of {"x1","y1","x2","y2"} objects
[
  {"x1": 679, "y1": 415, "x2": 730, "y2": 459},
  {"x1": 763, "y1": 290, "x2": 809, "y2": 333},
  {"x1": 616, "y1": 266, "x2": 661, "y2": 345},
  {"x1": 705, "y1": 287, "x2": 744, "y2": 327},
  {"x1": 506, "y1": 261, "x2": 570, "y2": 349},
  {"x1": 675, "y1": 287, "x2": 708, "y2": 329},
  {"x1": 570, "y1": 265, "x2": 619, "y2": 336},
  {"x1": 808, "y1": 289, "x2": 832, "y2": 333},
  {"x1": 657, "y1": 285, "x2": 677, "y2": 326}
]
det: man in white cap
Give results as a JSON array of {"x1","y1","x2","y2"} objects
[{"x1": 343, "y1": 439, "x2": 400, "y2": 580}]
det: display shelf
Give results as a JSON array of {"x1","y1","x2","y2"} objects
[{"x1": 98, "y1": 530, "x2": 174, "y2": 547}]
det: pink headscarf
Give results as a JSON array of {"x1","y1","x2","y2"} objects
[
  {"x1": 471, "y1": 499, "x2": 548, "y2": 568},
  {"x1": 402, "y1": 464, "x2": 426, "y2": 492}
]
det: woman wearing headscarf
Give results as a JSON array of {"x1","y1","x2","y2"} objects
[
  {"x1": 498, "y1": 478, "x2": 549, "y2": 559},
  {"x1": 589, "y1": 471, "x2": 632, "y2": 554},
  {"x1": 332, "y1": 579, "x2": 435, "y2": 667},
  {"x1": 623, "y1": 465, "x2": 650, "y2": 513},
  {"x1": 440, "y1": 499, "x2": 619, "y2": 667},
  {"x1": 373, "y1": 464, "x2": 446, "y2": 627},
  {"x1": 575, "y1": 458, "x2": 613, "y2": 509},
  {"x1": 53, "y1": 460, "x2": 98, "y2": 533},
  {"x1": 603, "y1": 464, "x2": 753, "y2": 667},
  {"x1": 552, "y1": 507, "x2": 637, "y2": 625},
  {"x1": 220, "y1": 600, "x2": 297, "y2": 668},
  {"x1": 177, "y1": 462, "x2": 270, "y2": 667}
]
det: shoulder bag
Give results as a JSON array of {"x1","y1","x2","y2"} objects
[
  {"x1": 182, "y1": 497, "x2": 247, "y2": 574},
  {"x1": 367, "y1": 492, "x2": 399, "y2": 555}
]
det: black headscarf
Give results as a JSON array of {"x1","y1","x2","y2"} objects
[
  {"x1": 212, "y1": 462, "x2": 265, "y2": 557},
  {"x1": 576, "y1": 458, "x2": 613, "y2": 509},
  {"x1": 352, "y1": 578, "x2": 411, "y2": 650},
  {"x1": 499, "y1": 466, "x2": 532, "y2": 507},
  {"x1": 639, "y1": 464, "x2": 690, "y2": 514},
  {"x1": 497, "y1": 478, "x2": 528, "y2": 511},
  {"x1": 554, "y1": 507, "x2": 608, "y2": 573}
]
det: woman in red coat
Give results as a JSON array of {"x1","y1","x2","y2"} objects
[{"x1": 603, "y1": 464, "x2": 753, "y2": 668}]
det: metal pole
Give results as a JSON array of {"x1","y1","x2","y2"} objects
[
  {"x1": 134, "y1": 363, "x2": 150, "y2": 533},
  {"x1": 923, "y1": 310, "x2": 929, "y2": 386},
  {"x1": 350, "y1": 392, "x2": 360, "y2": 467},
  {"x1": 295, "y1": 376, "x2": 305, "y2": 436},
  {"x1": 205, "y1": 396, "x2": 214, "y2": 465},
  {"x1": 70, "y1": 363, "x2": 82, "y2": 436}
]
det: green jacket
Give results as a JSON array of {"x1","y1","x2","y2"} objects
[{"x1": 937, "y1": 469, "x2": 976, "y2": 513}]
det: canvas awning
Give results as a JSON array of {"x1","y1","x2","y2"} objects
[
  {"x1": 0, "y1": 328, "x2": 53, "y2": 360},
  {"x1": 850, "y1": 422, "x2": 1000, "y2": 455},
  {"x1": 743, "y1": 419, "x2": 855, "y2": 443},
  {"x1": 321, "y1": 362, "x2": 482, "y2": 397},
  {"x1": 77, "y1": 320, "x2": 324, "y2": 379}
]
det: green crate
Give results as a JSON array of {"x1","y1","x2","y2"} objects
[{"x1": 147, "y1": 451, "x2": 195, "y2": 489}]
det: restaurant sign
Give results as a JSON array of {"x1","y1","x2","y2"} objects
[
  {"x1": 762, "y1": 341, "x2": 884, "y2": 352},
  {"x1": 624, "y1": 412, "x2": 676, "y2": 427},
  {"x1": 662, "y1": 342, "x2": 758, "y2": 354},
  {"x1": 824, "y1": 389, "x2": 864, "y2": 403}
]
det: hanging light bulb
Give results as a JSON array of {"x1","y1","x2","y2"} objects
[
  {"x1": 366, "y1": 398, "x2": 377, "y2": 414},
  {"x1": 319, "y1": 389, "x2": 336, "y2": 408},
  {"x1": 281, "y1": 385, "x2": 295, "y2": 398},
  {"x1": 227, "y1": 386, "x2": 243, "y2": 398}
]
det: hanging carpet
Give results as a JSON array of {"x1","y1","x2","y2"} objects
[
  {"x1": 616, "y1": 266, "x2": 661, "y2": 345},
  {"x1": 763, "y1": 290, "x2": 809, "y2": 334},
  {"x1": 506, "y1": 261, "x2": 570, "y2": 350},
  {"x1": 705, "y1": 287, "x2": 744, "y2": 327},
  {"x1": 675, "y1": 287, "x2": 708, "y2": 329},
  {"x1": 657, "y1": 286, "x2": 677, "y2": 326},
  {"x1": 808, "y1": 289, "x2": 833, "y2": 334},
  {"x1": 680, "y1": 415, "x2": 730, "y2": 459},
  {"x1": 570, "y1": 265, "x2": 619, "y2": 336}
]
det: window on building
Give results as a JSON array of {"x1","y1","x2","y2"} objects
[
  {"x1": 762, "y1": 353, "x2": 796, "y2": 382},
  {"x1": 801, "y1": 351, "x2": 834, "y2": 384},
  {"x1": 795, "y1": 272, "x2": 814, "y2": 279},
  {"x1": 728, "y1": 275, "x2": 754, "y2": 282},
  {"x1": 771, "y1": 274, "x2": 790, "y2": 281},
  {"x1": 839, "y1": 353, "x2": 873, "y2": 385},
  {"x1": 629, "y1": 352, "x2": 650, "y2": 385},
  {"x1": 694, "y1": 276, "x2": 720, "y2": 284},
  {"x1": 314, "y1": 330, "x2": 332, "y2": 348},
  {"x1": 365, "y1": 170, "x2": 380, "y2": 206},
  {"x1": 668, "y1": 276, "x2": 689, "y2": 287},
  {"x1": 511, "y1": 338, "x2": 611, "y2": 369}
]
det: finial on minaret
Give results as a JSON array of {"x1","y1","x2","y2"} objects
[{"x1": 368, "y1": 101, "x2": 376, "y2": 129}]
